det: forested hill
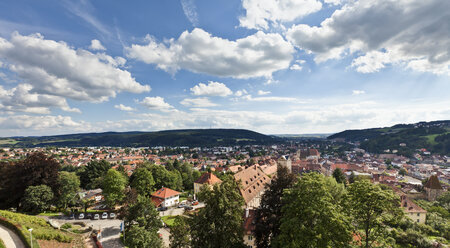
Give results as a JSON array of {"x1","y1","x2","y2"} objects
[
  {"x1": 328, "y1": 120, "x2": 450, "y2": 156},
  {"x1": 0, "y1": 129, "x2": 281, "y2": 148}
]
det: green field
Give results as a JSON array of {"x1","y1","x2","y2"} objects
[
  {"x1": 0, "y1": 139, "x2": 18, "y2": 145},
  {"x1": 161, "y1": 215, "x2": 177, "y2": 227}
]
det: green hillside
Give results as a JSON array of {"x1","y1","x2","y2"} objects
[
  {"x1": 0, "y1": 129, "x2": 280, "y2": 148},
  {"x1": 328, "y1": 120, "x2": 450, "y2": 156}
]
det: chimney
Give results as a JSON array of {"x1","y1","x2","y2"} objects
[{"x1": 245, "y1": 208, "x2": 249, "y2": 218}]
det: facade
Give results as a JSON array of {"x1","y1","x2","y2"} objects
[
  {"x1": 400, "y1": 195, "x2": 427, "y2": 224},
  {"x1": 234, "y1": 165, "x2": 271, "y2": 209},
  {"x1": 193, "y1": 172, "x2": 222, "y2": 194},
  {"x1": 424, "y1": 175, "x2": 444, "y2": 201},
  {"x1": 243, "y1": 209, "x2": 256, "y2": 248},
  {"x1": 151, "y1": 187, "x2": 181, "y2": 208},
  {"x1": 277, "y1": 155, "x2": 292, "y2": 173}
]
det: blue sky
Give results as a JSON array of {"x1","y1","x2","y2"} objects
[{"x1": 0, "y1": 0, "x2": 448, "y2": 136}]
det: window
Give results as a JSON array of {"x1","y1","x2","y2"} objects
[
  {"x1": 417, "y1": 213, "x2": 420, "y2": 217},
  {"x1": 417, "y1": 219, "x2": 420, "y2": 223},
  {"x1": 248, "y1": 235, "x2": 253, "y2": 240}
]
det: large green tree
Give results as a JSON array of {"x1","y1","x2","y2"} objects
[
  {"x1": 102, "y1": 169, "x2": 127, "y2": 208},
  {"x1": 274, "y1": 173, "x2": 352, "y2": 248},
  {"x1": 78, "y1": 160, "x2": 111, "y2": 189},
  {"x1": 56, "y1": 171, "x2": 80, "y2": 210},
  {"x1": 130, "y1": 167, "x2": 155, "y2": 197},
  {"x1": 332, "y1": 168, "x2": 347, "y2": 184},
  {"x1": 124, "y1": 195, "x2": 163, "y2": 248},
  {"x1": 190, "y1": 177, "x2": 245, "y2": 248},
  {"x1": 21, "y1": 185, "x2": 54, "y2": 214},
  {"x1": 170, "y1": 216, "x2": 191, "y2": 248},
  {"x1": 0, "y1": 152, "x2": 60, "y2": 209},
  {"x1": 347, "y1": 179, "x2": 402, "y2": 248},
  {"x1": 255, "y1": 165, "x2": 297, "y2": 248}
]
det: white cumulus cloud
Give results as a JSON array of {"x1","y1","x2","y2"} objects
[
  {"x1": 257, "y1": 90, "x2": 271, "y2": 95},
  {"x1": 239, "y1": 0, "x2": 323, "y2": 30},
  {"x1": 114, "y1": 104, "x2": 135, "y2": 111},
  {"x1": 190, "y1": 81, "x2": 232, "y2": 97},
  {"x1": 0, "y1": 32, "x2": 150, "y2": 104},
  {"x1": 286, "y1": 0, "x2": 450, "y2": 75},
  {"x1": 352, "y1": 90, "x2": 365, "y2": 95},
  {"x1": 126, "y1": 28, "x2": 294, "y2": 78},
  {"x1": 89, "y1": 39, "x2": 106, "y2": 50},
  {"x1": 139, "y1": 96, "x2": 175, "y2": 111}
]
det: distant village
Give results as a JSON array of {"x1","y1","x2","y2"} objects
[{"x1": 1, "y1": 141, "x2": 448, "y2": 247}]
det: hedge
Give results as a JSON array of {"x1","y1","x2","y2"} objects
[{"x1": 0, "y1": 216, "x2": 38, "y2": 248}]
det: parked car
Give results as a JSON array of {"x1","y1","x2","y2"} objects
[
  {"x1": 178, "y1": 203, "x2": 186, "y2": 208},
  {"x1": 93, "y1": 214, "x2": 100, "y2": 220},
  {"x1": 101, "y1": 212, "x2": 108, "y2": 219},
  {"x1": 192, "y1": 200, "x2": 199, "y2": 206},
  {"x1": 78, "y1": 213, "x2": 84, "y2": 219},
  {"x1": 109, "y1": 213, "x2": 116, "y2": 219},
  {"x1": 68, "y1": 213, "x2": 75, "y2": 220},
  {"x1": 86, "y1": 213, "x2": 93, "y2": 219},
  {"x1": 157, "y1": 206, "x2": 168, "y2": 211},
  {"x1": 184, "y1": 206, "x2": 193, "y2": 211}
]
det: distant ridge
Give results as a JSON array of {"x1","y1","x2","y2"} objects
[
  {"x1": 328, "y1": 120, "x2": 450, "y2": 156},
  {"x1": 0, "y1": 129, "x2": 281, "y2": 148}
]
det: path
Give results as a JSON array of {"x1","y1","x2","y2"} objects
[{"x1": 0, "y1": 224, "x2": 25, "y2": 248}]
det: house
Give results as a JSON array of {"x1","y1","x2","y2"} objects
[
  {"x1": 234, "y1": 165, "x2": 271, "y2": 209},
  {"x1": 424, "y1": 175, "x2": 444, "y2": 201},
  {"x1": 151, "y1": 187, "x2": 181, "y2": 208},
  {"x1": 243, "y1": 208, "x2": 256, "y2": 248},
  {"x1": 400, "y1": 195, "x2": 427, "y2": 224},
  {"x1": 193, "y1": 172, "x2": 222, "y2": 194}
]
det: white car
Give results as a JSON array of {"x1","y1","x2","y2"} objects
[
  {"x1": 78, "y1": 213, "x2": 84, "y2": 219},
  {"x1": 109, "y1": 213, "x2": 116, "y2": 219},
  {"x1": 102, "y1": 212, "x2": 108, "y2": 219},
  {"x1": 93, "y1": 214, "x2": 100, "y2": 220}
]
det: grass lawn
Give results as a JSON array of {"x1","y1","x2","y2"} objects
[
  {"x1": 0, "y1": 238, "x2": 5, "y2": 248},
  {"x1": 161, "y1": 215, "x2": 177, "y2": 227},
  {"x1": 179, "y1": 197, "x2": 188, "y2": 202},
  {"x1": 0, "y1": 210, "x2": 78, "y2": 246}
]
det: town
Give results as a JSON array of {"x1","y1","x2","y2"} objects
[{"x1": 0, "y1": 138, "x2": 448, "y2": 248}]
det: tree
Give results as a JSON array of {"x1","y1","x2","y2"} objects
[
  {"x1": 333, "y1": 168, "x2": 347, "y2": 184},
  {"x1": 0, "y1": 152, "x2": 60, "y2": 209},
  {"x1": 398, "y1": 168, "x2": 407, "y2": 176},
  {"x1": 102, "y1": 169, "x2": 127, "y2": 208},
  {"x1": 274, "y1": 173, "x2": 352, "y2": 248},
  {"x1": 21, "y1": 185, "x2": 54, "y2": 214},
  {"x1": 170, "y1": 216, "x2": 191, "y2": 248},
  {"x1": 349, "y1": 171, "x2": 356, "y2": 184},
  {"x1": 130, "y1": 167, "x2": 155, "y2": 197},
  {"x1": 347, "y1": 179, "x2": 402, "y2": 248},
  {"x1": 255, "y1": 165, "x2": 296, "y2": 248},
  {"x1": 56, "y1": 171, "x2": 80, "y2": 210},
  {"x1": 124, "y1": 195, "x2": 163, "y2": 248},
  {"x1": 78, "y1": 160, "x2": 111, "y2": 190},
  {"x1": 190, "y1": 177, "x2": 245, "y2": 248},
  {"x1": 126, "y1": 225, "x2": 163, "y2": 248}
]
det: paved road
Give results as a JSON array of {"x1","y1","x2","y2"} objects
[
  {"x1": 159, "y1": 203, "x2": 205, "y2": 217},
  {"x1": 52, "y1": 218, "x2": 123, "y2": 248},
  {"x1": 0, "y1": 224, "x2": 25, "y2": 248}
]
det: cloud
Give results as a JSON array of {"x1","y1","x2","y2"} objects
[
  {"x1": 126, "y1": 28, "x2": 294, "y2": 78},
  {"x1": 62, "y1": 0, "x2": 111, "y2": 37},
  {"x1": 180, "y1": 97, "x2": 218, "y2": 107},
  {"x1": 289, "y1": 64, "x2": 303, "y2": 70},
  {"x1": 0, "y1": 32, "x2": 150, "y2": 105},
  {"x1": 235, "y1": 89, "x2": 248, "y2": 97},
  {"x1": 239, "y1": 0, "x2": 323, "y2": 30},
  {"x1": 114, "y1": 104, "x2": 135, "y2": 111},
  {"x1": 286, "y1": 0, "x2": 450, "y2": 75},
  {"x1": 257, "y1": 90, "x2": 271, "y2": 95},
  {"x1": 0, "y1": 84, "x2": 80, "y2": 114},
  {"x1": 0, "y1": 114, "x2": 87, "y2": 136},
  {"x1": 190, "y1": 81, "x2": 232, "y2": 97},
  {"x1": 89, "y1": 39, "x2": 106, "y2": 51},
  {"x1": 352, "y1": 90, "x2": 365, "y2": 95},
  {"x1": 181, "y1": 0, "x2": 199, "y2": 27},
  {"x1": 244, "y1": 95, "x2": 304, "y2": 103},
  {"x1": 139, "y1": 96, "x2": 175, "y2": 111}
]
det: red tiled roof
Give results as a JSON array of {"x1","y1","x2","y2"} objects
[
  {"x1": 195, "y1": 172, "x2": 222, "y2": 185},
  {"x1": 151, "y1": 197, "x2": 164, "y2": 207},
  {"x1": 151, "y1": 187, "x2": 181, "y2": 199}
]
